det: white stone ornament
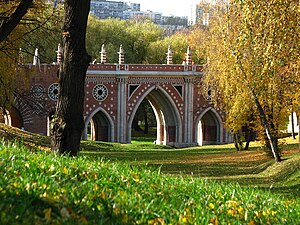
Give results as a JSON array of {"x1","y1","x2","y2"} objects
[
  {"x1": 48, "y1": 83, "x2": 59, "y2": 101},
  {"x1": 31, "y1": 85, "x2": 44, "y2": 98},
  {"x1": 92, "y1": 84, "x2": 108, "y2": 101}
]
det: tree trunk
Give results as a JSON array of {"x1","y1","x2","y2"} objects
[
  {"x1": 51, "y1": 0, "x2": 91, "y2": 156},
  {"x1": 233, "y1": 133, "x2": 241, "y2": 151},
  {"x1": 143, "y1": 103, "x2": 149, "y2": 134},
  {"x1": 291, "y1": 111, "x2": 296, "y2": 139},
  {"x1": 132, "y1": 116, "x2": 143, "y2": 132},
  {"x1": 244, "y1": 130, "x2": 251, "y2": 150},
  {"x1": 252, "y1": 94, "x2": 281, "y2": 162}
]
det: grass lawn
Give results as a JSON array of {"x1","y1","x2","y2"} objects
[
  {"x1": 80, "y1": 137, "x2": 300, "y2": 196},
  {"x1": 0, "y1": 123, "x2": 300, "y2": 224}
]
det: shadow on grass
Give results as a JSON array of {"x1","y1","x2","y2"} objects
[
  {"x1": 261, "y1": 184, "x2": 300, "y2": 197},
  {"x1": 0, "y1": 191, "x2": 129, "y2": 225}
]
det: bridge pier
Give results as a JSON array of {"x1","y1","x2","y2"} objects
[
  {"x1": 117, "y1": 76, "x2": 128, "y2": 143},
  {"x1": 183, "y1": 77, "x2": 194, "y2": 144}
]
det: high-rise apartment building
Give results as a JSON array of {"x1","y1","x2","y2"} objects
[
  {"x1": 90, "y1": 0, "x2": 164, "y2": 24},
  {"x1": 189, "y1": 0, "x2": 227, "y2": 26},
  {"x1": 128, "y1": 3, "x2": 140, "y2": 11},
  {"x1": 189, "y1": 1, "x2": 212, "y2": 26},
  {"x1": 90, "y1": 0, "x2": 130, "y2": 19}
]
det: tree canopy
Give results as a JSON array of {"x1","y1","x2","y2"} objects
[
  {"x1": 204, "y1": 0, "x2": 299, "y2": 161},
  {"x1": 86, "y1": 17, "x2": 163, "y2": 64},
  {"x1": 0, "y1": 0, "x2": 38, "y2": 112},
  {"x1": 0, "y1": 1, "x2": 63, "y2": 112}
]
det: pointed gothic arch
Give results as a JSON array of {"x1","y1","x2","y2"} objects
[
  {"x1": 3, "y1": 106, "x2": 24, "y2": 129},
  {"x1": 84, "y1": 108, "x2": 114, "y2": 142},
  {"x1": 128, "y1": 86, "x2": 182, "y2": 146},
  {"x1": 195, "y1": 107, "x2": 223, "y2": 145}
]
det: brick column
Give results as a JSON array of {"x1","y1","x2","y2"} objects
[
  {"x1": 184, "y1": 77, "x2": 194, "y2": 144},
  {"x1": 117, "y1": 77, "x2": 127, "y2": 143}
]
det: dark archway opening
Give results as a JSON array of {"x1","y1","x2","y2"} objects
[
  {"x1": 2, "y1": 107, "x2": 24, "y2": 129},
  {"x1": 197, "y1": 109, "x2": 221, "y2": 145},
  {"x1": 89, "y1": 110, "x2": 111, "y2": 142},
  {"x1": 131, "y1": 98, "x2": 157, "y2": 141}
]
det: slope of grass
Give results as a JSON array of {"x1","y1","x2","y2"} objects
[
  {"x1": 1, "y1": 123, "x2": 299, "y2": 195},
  {"x1": 0, "y1": 123, "x2": 50, "y2": 150},
  {"x1": 1, "y1": 141, "x2": 299, "y2": 224}
]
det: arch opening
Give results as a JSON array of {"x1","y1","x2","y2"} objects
[
  {"x1": 128, "y1": 86, "x2": 182, "y2": 146},
  {"x1": 131, "y1": 98, "x2": 157, "y2": 141},
  {"x1": 196, "y1": 108, "x2": 222, "y2": 146},
  {"x1": 84, "y1": 109, "x2": 114, "y2": 142},
  {"x1": 2, "y1": 107, "x2": 24, "y2": 129}
]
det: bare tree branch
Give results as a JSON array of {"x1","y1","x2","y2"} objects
[{"x1": 0, "y1": 0, "x2": 33, "y2": 43}]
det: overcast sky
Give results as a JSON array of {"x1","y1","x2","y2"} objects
[{"x1": 128, "y1": 0, "x2": 200, "y2": 17}]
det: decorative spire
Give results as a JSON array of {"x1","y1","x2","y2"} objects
[
  {"x1": 166, "y1": 45, "x2": 173, "y2": 65},
  {"x1": 56, "y1": 43, "x2": 62, "y2": 64},
  {"x1": 118, "y1": 44, "x2": 124, "y2": 64},
  {"x1": 33, "y1": 48, "x2": 40, "y2": 66},
  {"x1": 186, "y1": 46, "x2": 192, "y2": 65},
  {"x1": 100, "y1": 44, "x2": 106, "y2": 64}
]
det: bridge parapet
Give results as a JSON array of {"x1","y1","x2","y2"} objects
[
  {"x1": 88, "y1": 64, "x2": 204, "y2": 73},
  {"x1": 21, "y1": 63, "x2": 204, "y2": 75}
]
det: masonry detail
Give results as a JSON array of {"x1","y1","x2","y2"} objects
[{"x1": 3, "y1": 47, "x2": 231, "y2": 147}]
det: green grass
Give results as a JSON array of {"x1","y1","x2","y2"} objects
[
  {"x1": 1, "y1": 141, "x2": 300, "y2": 224},
  {"x1": 1, "y1": 124, "x2": 300, "y2": 224}
]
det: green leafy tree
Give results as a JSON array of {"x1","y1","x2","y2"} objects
[
  {"x1": 0, "y1": 0, "x2": 33, "y2": 43},
  {"x1": 86, "y1": 17, "x2": 163, "y2": 64},
  {"x1": 204, "y1": 0, "x2": 299, "y2": 161},
  {"x1": 20, "y1": 5, "x2": 63, "y2": 64},
  {"x1": 0, "y1": 0, "x2": 55, "y2": 113},
  {"x1": 132, "y1": 99, "x2": 156, "y2": 135},
  {"x1": 146, "y1": 34, "x2": 189, "y2": 64}
]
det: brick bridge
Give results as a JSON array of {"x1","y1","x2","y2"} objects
[{"x1": 3, "y1": 46, "x2": 231, "y2": 147}]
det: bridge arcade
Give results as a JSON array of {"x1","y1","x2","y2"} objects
[{"x1": 1, "y1": 46, "x2": 231, "y2": 147}]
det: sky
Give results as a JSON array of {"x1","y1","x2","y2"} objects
[{"x1": 128, "y1": 0, "x2": 201, "y2": 17}]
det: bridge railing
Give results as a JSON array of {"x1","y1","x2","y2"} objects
[{"x1": 88, "y1": 64, "x2": 204, "y2": 72}]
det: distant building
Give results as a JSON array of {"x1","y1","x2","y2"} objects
[
  {"x1": 89, "y1": 0, "x2": 165, "y2": 24},
  {"x1": 143, "y1": 11, "x2": 162, "y2": 24},
  {"x1": 123, "y1": 10, "x2": 162, "y2": 24},
  {"x1": 189, "y1": 1, "x2": 212, "y2": 26},
  {"x1": 49, "y1": 0, "x2": 187, "y2": 27},
  {"x1": 162, "y1": 16, "x2": 188, "y2": 26},
  {"x1": 90, "y1": 0, "x2": 130, "y2": 19},
  {"x1": 189, "y1": 0, "x2": 228, "y2": 26},
  {"x1": 160, "y1": 16, "x2": 189, "y2": 35},
  {"x1": 128, "y1": 2, "x2": 140, "y2": 11}
]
